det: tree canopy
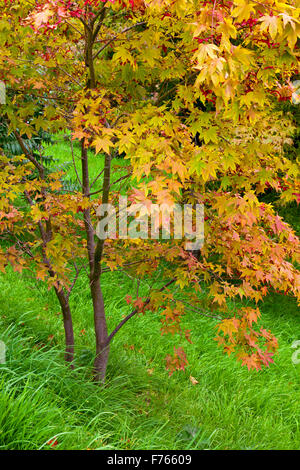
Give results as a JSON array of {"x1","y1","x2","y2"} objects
[{"x1": 0, "y1": 0, "x2": 299, "y2": 381}]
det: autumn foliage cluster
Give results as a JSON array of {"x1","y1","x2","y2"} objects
[{"x1": 0, "y1": 0, "x2": 299, "y2": 381}]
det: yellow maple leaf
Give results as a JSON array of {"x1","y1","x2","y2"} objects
[
  {"x1": 93, "y1": 136, "x2": 113, "y2": 154},
  {"x1": 232, "y1": 0, "x2": 256, "y2": 22}
]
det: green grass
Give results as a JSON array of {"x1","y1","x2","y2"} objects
[
  {"x1": 0, "y1": 137, "x2": 299, "y2": 450},
  {"x1": 0, "y1": 267, "x2": 299, "y2": 450},
  {"x1": 44, "y1": 134, "x2": 130, "y2": 196}
]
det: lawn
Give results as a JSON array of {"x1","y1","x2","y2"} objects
[{"x1": 0, "y1": 136, "x2": 299, "y2": 450}]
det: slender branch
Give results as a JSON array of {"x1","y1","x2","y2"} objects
[
  {"x1": 70, "y1": 136, "x2": 82, "y2": 187},
  {"x1": 170, "y1": 298, "x2": 222, "y2": 320},
  {"x1": 24, "y1": 191, "x2": 57, "y2": 275},
  {"x1": 55, "y1": 65, "x2": 84, "y2": 88},
  {"x1": 106, "y1": 279, "x2": 176, "y2": 345},
  {"x1": 12, "y1": 236, "x2": 34, "y2": 259},
  {"x1": 79, "y1": 16, "x2": 92, "y2": 32},
  {"x1": 19, "y1": 137, "x2": 66, "y2": 296},
  {"x1": 211, "y1": 0, "x2": 218, "y2": 31},
  {"x1": 93, "y1": 22, "x2": 146, "y2": 60},
  {"x1": 65, "y1": 19, "x2": 84, "y2": 36},
  {"x1": 92, "y1": 4, "x2": 107, "y2": 41},
  {"x1": 14, "y1": 130, "x2": 45, "y2": 178},
  {"x1": 110, "y1": 172, "x2": 131, "y2": 188},
  {"x1": 67, "y1": 262, "x2": 84, "y2": 300},
  {"x1": 87, "y1": 188, "x2": 103, "y2": 197},
  {"x1": 101, "y1": 259, "x2": 150, "y2": 273},
  {"x1": 90, "y1": 168, "x2": 105, "y2": 190}
]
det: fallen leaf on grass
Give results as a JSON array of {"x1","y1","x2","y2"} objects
[{"x1": 189, "y1": 375, "x2": 199, "y2": 385}]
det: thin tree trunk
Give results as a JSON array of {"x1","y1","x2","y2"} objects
[
  {"x1": 81, "y1": 15, "x2": 111, "y2": 383},
  {"x1": 90, "y1": 279, "x2": 109, "y2": 382},
  {"x1": 81, "y1": 137, "x2": 110, "y2": 382},
  {"x1": 55, "y1": 287, "x2": 75, "y2": 366}
]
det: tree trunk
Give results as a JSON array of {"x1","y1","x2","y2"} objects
[
  {"x1": 81, "y1": 136, "x2": 110, "y2": 382},
  {"x1": 55, "y1": 288, "x2": 75, "y2": 366},
  {"x1": 91, "y1": 279, "x2": 109, "y2": 382},
  {"x1": 81, "y1": 16, "x2": 111, "y2": 383}
]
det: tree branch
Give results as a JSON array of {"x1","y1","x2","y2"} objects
[
  {"x1": 14, "y1": 130, "x2": 45, "y2": 179},
  {"x1": 106, "y1": 279, "x2": 176, "y2": 345},
  {"x1": 93, "y1": 22, "x2": 146, "y2": 60}
]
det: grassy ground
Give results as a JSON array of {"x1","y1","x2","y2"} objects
[
  {"x1": 45, "y1": 134, "x2": 130, "y2": 196},
  {"x1": 0, "y1": 136, "x2": 299, "y2": 450}
]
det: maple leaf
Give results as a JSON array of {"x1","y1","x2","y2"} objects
[
  {"x1": 72, "y1": 130, "x2": 86, "y2": 141},
  {"x1": 30, "y1": 5, "x2": 54, "y2": 28},
  {"x1": 244, "y1": 307, "x2": 260, "y2": 326},
  {"x1": 93, "y1": 136, "x2": 113, "y2": 154},
  {"x1": 33, "y1": 81, "x2": 46, "y2": 90},
  {"x1": 217, "y1": 17, "x2": 237, "y2": 39},
  {"x1": 134, "y1": 297, "x2": 144, "y2": 310},
  {"x1": 241, "y1": 354, "x2": 261, "y2": 371},
  {"x1": 232, "y1": 1, "x2": 255, "y2": 22},
  {"x1": 36, "y1": 267, "x2": 48, "y2": 281},
  {"x1": 194, "y1": 44, "x2": 219, "y2": 67},
  {"x1": 50, "y1": 180, "x2": 62, "y2": 191},
  {"x1": 47, "y1": 438, "x2": 58, "y2": 448},
  {"x1": 260, "y1": 15, "x2": 281, "y2": 40},
  {"x1": 271, "y1": 215, "x2": 286, "y2": 234},
  {"x1": 31, "y1": 205, "x2": 44, "y2": 223},
  {"x1": 189, "y1": 376, "x2": 199, "y2": 385}
]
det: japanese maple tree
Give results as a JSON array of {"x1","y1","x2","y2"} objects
[{"x1": 0, "y1": 0, "x2": 299, "y2": 382}]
